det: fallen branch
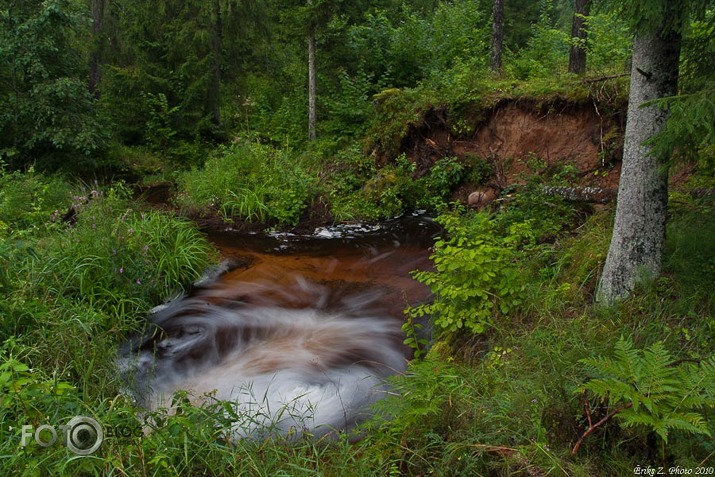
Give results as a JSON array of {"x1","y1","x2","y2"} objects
[
  {"x1": 581, "y1": 73, "x2": 630, "y2": 83},
  {"x1": 571, "y1": 390, "x2": 634, "y2": 455},
  {"x1": 542, "y1": 186, "x2": 617, "y2": 203}
]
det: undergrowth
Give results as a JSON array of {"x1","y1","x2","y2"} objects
[
  {"x1": 1, "y1": 167, "x2": 713, "y2": 476},
  {"x1": 176, "y1": 142, "x2": 316, "y2": 226}
]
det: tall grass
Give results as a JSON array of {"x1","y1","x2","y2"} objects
[
  {"x1": 34, "y1": 184, "x2": 216, "y2": 321},
  {"x1": 176, "y1": 142, "x2": 316, "y2": 226}
]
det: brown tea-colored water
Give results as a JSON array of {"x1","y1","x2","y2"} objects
[
  {"x1": 209, "y1": 220, "x2": 436, "y2": 319},
  {"x1": 120, "y1": 216, "x2": 438, "y2": 440}
]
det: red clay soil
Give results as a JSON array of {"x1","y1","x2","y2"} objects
[
  {"x1": 401, "y1": 98, "x2": 701, "y2": 204},
  {"x1": 401, "y1": 99, "x2": 627, "y2": 197}
]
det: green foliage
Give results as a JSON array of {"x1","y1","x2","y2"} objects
[
  {"x1": 100, "y1": 0, "x2": 229, "y2": 147},
  {"x1": 37, "y1": 184, "x2": 216, "y2": 318},
  {"x1": 597, "y1": 0, "x2": 708, "y2": 34},
  {"x1": 366, "y1": 87, "x2": 427, "y2": 161},
  {"x1": 416, "y1": 157, "x2": 465, "y2": 207},
  {"x1": 580, "y1": 336, "x2": 715, "y2": 443},
  {"x1": 363, "y1": 358, "x2": 470, "y2": 471},
  {"x1": 321, "y1": 143, "x2": 381, "y2": 221},
  {"x1": 644, "y1": 12, "x2": 715, "y2": 175},
  {"x1": 0, "y1": 338, "x2": 76, "y2": 422},
  {"x1": 497, "y1": 179, "x2": 580, "y2": 240},
  {"x1": 0, "y1": 165, "x2": 71, "y2": 236},
  {"x1": 408, "y1": 210, "x2": 532, "y2": 334},
  {"x1": 665, "y1": 203, "x2": 715, "y2": 296},
  {"x1": 507, "y1": 0, "x2": 570, "y2": 80},
  {"x1": 326, "y1": 153, "x2": 466, "y2": 221},
  {"x1": 0, "y1": 0, "x2": 109, "y2": 169},
  {"x1": 143, "y1": 92, "x2": 180, "y2": 152},
  {"x1": 646, "y1": 86, "x2": 715, "y2": 166},
  {"x1": 578, "y1": 12, "x2": 632, "y2": 74},
  {"x1": 346, "y1": 1, "x2": 488, "y2": 90},
  {"x1": 322, "y1": 70, "x2": 375, "y2": 139},
  {"x1": 401, "y1": 314, "x2": 430, "y2": 359},
  {"x1": 177, "y1": 142, "x2": 316, "y2": 226}
]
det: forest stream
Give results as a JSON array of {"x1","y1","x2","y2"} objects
[{"x1": 119, "y1": 214, "x2": 439, "y2": 440}]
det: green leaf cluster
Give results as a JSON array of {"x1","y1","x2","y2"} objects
[
  {"x1": 580, "y1": 336, "x2": 715, "y2": 442},
  {"x1": 0, "y1": 165, "x2": 71, "y2": 236},
  {"x1": 0, "y1": 339, "x2": 76, "y2": 422},
  {"x1": 407, "y1": 210, "x2": 532, "y2": 334}
]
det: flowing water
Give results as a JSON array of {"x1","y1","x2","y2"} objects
[{"x1": 119, "y1": 214, "x2": 438, "y2": 439}]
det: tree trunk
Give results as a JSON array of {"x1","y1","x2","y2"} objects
[
  {"x1": 307, "y1": 29, "x2": 316, "y2": 141},
  {"x1": 568, "y1": 0, "x2": 589, "y2": 74},
  {"x1": 597, "y1": 26, "x2": 682, "y2": 305},
  {"x1": 88, "y1": 0, "x2": 105, "y2": 97},
  {"x1": 207, "y1": 0, "x2": 222, "y2": 128},
  {"x1": 489, "y1": 0, "x2": 504, "y2": 74}
]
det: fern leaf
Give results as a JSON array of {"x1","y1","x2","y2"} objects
[{"x1": 578, "y1": 338, "x2": 715, "y2": 446}]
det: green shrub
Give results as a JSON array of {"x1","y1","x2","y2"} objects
[
  {"x1": 0, "y1": 166, "x2": 71, "y2": 236},
  {"x1": 366, "y1": 88, "x2": 427, "y2": 161},
  {"x1": 0, "y1": 338, "x2": 76, "y2": 423},
  {"x1": 507, "y1": 1, "x2": 570, "y2": 80},
  {"x1": 497, "y1": 181, "x2": 580, "y2": 241},
  {"x1": 408, "y1": 210, "x2": 532, "y2": 334},
  {"x1": 416, "y1": 157, "x2": 465, "y2": 209}
]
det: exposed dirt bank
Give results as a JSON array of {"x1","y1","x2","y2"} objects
[
  {"x1": 401, "y1": 98, "x2": 624, "y2": 193},
  {"x1": 398, "y1": 97, "x2": 694, "y2": 202},
  {"x1": 137, "y1": 96, "x2": 699, "y2": 234}
]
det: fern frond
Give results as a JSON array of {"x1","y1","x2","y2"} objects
[
  {"x1": 577, "y1": 339, "x2": 715, "y2": 447},
  {"x1": 582, "y1": 378, "x2": 640, "y2": 409},
  {"x1": 612, "y1": 336, "x2": 641, "y2": 380},
  {"x1": 663, "y1": 412, "x2": 712, "y2": 436}
]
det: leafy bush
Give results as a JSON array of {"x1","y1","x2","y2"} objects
[
  {"x1": 497, "y1": 180, "x2": 580, "y2": 240},
  {"x1": 507, "y1": 1, "x2": 570, "y2": 80},
  {"x1": 365, "y1": 87, "x2": 428, "y2": 161},
  {"x1": 416, "y1": 157, "x2": 465, "y2": 209},
  {"x1": 346, "y1": 1, "x2": 488, "y2": 90},
  {"x1": 408, "y1": 210, "x2": 532, "y2": 334},
  {"x1": 0, "y1": 166, "x2": 71, "y2": 236},
  {"x1": 322, "y1": 70, "x2": 375, "y2": 139},
  {"x1": 579, "y1": 12, "x2": 631, "y2": 74},
  {"x1": 0, "y1": 338, "x2": 77, "y2": 422}
]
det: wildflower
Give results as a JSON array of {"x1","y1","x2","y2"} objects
[
  {"x1": 136, "y1": 279, "x2": 142, "y2": 285},
  {"x1": 119, "y1": 267, "x2": 124, "y2": 274}
]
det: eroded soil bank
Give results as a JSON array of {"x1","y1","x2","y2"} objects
[
  {"x1": 396, "y1": 97, "x2": 693, "y2": 203},
  {"x1": 399, "y1": 98, "x2": 625, "y2": 193}
]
